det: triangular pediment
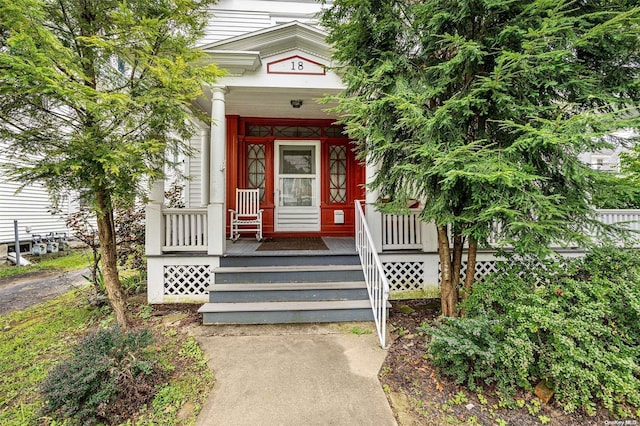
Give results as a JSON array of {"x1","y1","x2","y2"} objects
[{"x1": 200, "y1": 22, "x2": 331, "y2": 74}]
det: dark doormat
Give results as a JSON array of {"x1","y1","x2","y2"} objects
[{"x1": 256, "y1": 237, "x2": 328, "y2": 251}]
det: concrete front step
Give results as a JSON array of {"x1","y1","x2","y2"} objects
[
  {"x1": 213, "y1": 264, "x2": 365, "y2": 284},
  {"x1": 199, "y1": 300, "x2": 376, "y2": 324},
  {"x1": 220, "y1": 254, "x2": 360, "y2": 268},
  {"x1": 208, "y1": 281, "x2": 369, "y2": 303}
]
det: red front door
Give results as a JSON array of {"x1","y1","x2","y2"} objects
[{"x1": 226, "y1": 117, "x2": 365, "y2": 238}]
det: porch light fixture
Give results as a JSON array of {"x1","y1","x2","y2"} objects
[{"x1": 290, "y1": 99, "x2": 303, "y2": 108}]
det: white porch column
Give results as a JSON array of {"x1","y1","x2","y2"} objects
[
  {"x1": 145, "y1": 180, "x2": 164, "y2": 256},
  {"x1": 365, "y1": 161, "x2": 383, "y2": 252},
  {"x1": 146, "y1": 179, "x2": 165, "y2": 303},
  {"x1": 421, "y1": 222, "x2": 439, "y2": 252},
  {"x1": 208, "y1": 86, "x2": 227, "y2": 255},
  {"x1": 201, "y1": 128, "x2": 210, "y2": 206},
  {"x1": 149, "y1": 179, "x2": 164, "y2": 203}
]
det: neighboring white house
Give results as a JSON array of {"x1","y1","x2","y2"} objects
[
  {"x1": 578, "y1": 129, "x2": 638, "y2": 172},
  {"x1": 0, "y1": 142, "x2": 76, "y2": 252}
]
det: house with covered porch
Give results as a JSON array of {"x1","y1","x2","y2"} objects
[{"x1": 144, "y1": 0, "x2": 639, "y2": 346}]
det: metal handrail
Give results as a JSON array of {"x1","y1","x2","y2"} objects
[{"x1": 354, "y1": 200, "x2": 390, "y2": 348}]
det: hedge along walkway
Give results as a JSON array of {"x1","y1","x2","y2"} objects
[{"x1": 191, "y1": 324, "x2": 397, "y2": 426}]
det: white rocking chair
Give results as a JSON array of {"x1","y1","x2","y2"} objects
[{"x1": 229, "y1": 188, "x2": 263, "y2": 241}]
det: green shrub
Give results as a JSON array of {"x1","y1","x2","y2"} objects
[
  {"x1": 590, "y1": 173, "x2": 640, "y2": 209},
  {"x1": 427, "y1": 247, "x2": 640, "y2": 415},
  {"x1": 115, "y1": 204, "x2": 146, "y2": 270},
  {"x1": 121, "y1": 269, "x2": 148, "y2": 296},
  {"x1": 40, "y1": 326, "x2": 164, "y2": 425}
]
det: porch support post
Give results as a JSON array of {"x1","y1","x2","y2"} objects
[
  {"x1": 365, "y1": 160, "x2": 383, "y2": 252},
  {"x1": 146, "y1": 180, "x2": 164, "y2": 303},
  {"x1": 208, "y1": 85, "x2": 227, "y2": 255},
  {"x1": 201, "y1": 127, "x2": 210, "y2": 206},
  {"x1": 145, "y1": 180, "x2": 164, "y2": 256},
  {"x1": 421, "y1": 221, "x2": 438, "y2": 252},
  {"x1": 149, "y1": 179, "x2": 164, "y2": 204}
]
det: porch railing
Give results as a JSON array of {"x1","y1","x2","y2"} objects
[
  {"x1": 355, "y1": 200, "x2": 390, "y2": 348},
  {"x1": 379, "y1": 208, "x2": 640, "y2": 251},
  {"x1": 382, "y1": 209, "x2": 422, "y2": 250},
  {"x1": 486, "y1": 209, "x2": 640, "y2": 247},
  {"x1": 162, "y1": 208, "x2": 208, "y2": 252},
  {"x1": 596, "y1": 209, "x2": 640, "y2": 232}
]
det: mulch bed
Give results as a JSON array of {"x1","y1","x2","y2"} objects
[
  {"x1": 256, "y1": 237, "x2": 328, "y2": 251},
  {"x1": 380, "y1": 299, "x2": 623, "y2": 426}
]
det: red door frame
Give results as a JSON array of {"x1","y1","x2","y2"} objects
[{"x1": 226, "y1": 116, "x2": 365, "y2": 238}]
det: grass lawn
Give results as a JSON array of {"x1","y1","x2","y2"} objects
[
  {"x1": 0, "y1": 250, "x2": 91, "y2": 279},
  {"x1": 0, "y1": 287, "x2": 213, "y2": 425}
]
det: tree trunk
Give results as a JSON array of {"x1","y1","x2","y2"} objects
[
  {"x1": 437, "y1": 225, "x2": 458, "y2": 317},
  {"x1": 463, "y1": 237, "x2": 478, "y2": 298},
  {"x1": 451, "y1": 231, "x2": 464, "y2": 317},
  {"x1": 91, "y1": 247, "x2": 101, "y2": 292},
  {"x1": 96, "y1": 189, "x2": 130, "y2": 328},
  {"x1": 451, "y1": 232, "x2": 463, "y2": 291},
  {"x1": 460, "y1": 237, "x2": 478, "y2": 317}
]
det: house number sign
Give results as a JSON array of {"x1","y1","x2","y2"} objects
[{"x1": 267, "y1": 55, "x2": 326, "y2": 75}]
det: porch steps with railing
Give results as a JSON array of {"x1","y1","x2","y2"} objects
[{"x1": 198, "y1": 254, "x2": 376, "y2": 324}]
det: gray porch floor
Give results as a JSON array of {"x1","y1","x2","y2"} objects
[{"x1": 224, "y1": 237, "x2": 357, "y2": 256}]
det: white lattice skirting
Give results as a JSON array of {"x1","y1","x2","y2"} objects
[
  {"x1": 460, "y1": 260, "x2": 499, "y2": 281},
  {"x1": 383, "y1": 262, "x2": 425, "y2": 292},
  {"x1": 158, "y1": 259, "x2": 501, "y2": 299},
  {"x1": 163, "y1": 265, "x2": 211, "y2": 296},
  {"x1": 382, "y1": 260, "x2": 500, "y2": 292},
  {"x1": 437, "y1": 260, "x2": 500, "y2": 283}
]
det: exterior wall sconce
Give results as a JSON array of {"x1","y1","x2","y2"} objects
[{"x1": 290, "y1": 99, "x2": 303, "y2": 108}]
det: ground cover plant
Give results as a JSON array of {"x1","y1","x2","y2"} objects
[
  {"x1": 40, "y1": 326, "x2": 162, "y2": 425},
  {"x1": 427, "y1": 247, "x2": 640, "y2": 418},
  {"x1": 382, "y1": 299, "x2": 617, "y2": 425},
  {"x1": 0, "y1": 287, "x2": 212, "y2": 425}
]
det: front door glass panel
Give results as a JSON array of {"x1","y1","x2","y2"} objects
[
  {"x1": 275, "y1": 142, "x2": 321, "y2": 231},
  {"x1": 279, "y1": 146, "x2": 316, "y2": 207}
]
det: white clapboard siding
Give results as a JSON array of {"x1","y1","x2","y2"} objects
[
  {"x1": 187, "y1": 130, "x2": 203, "y2": 208},
  {"x1": 201, "y1": 10, "x2": 273, "y2": 45},
  {"x1": 0, "y1": 179, "x2": 72, "y2": 244},
  {"x1": 200, "y1": 0, "x2": 324, "y2": 45}
]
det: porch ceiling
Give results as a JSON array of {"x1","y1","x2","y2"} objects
[{"x1": 195, "y1": 86, "x2": 340, "y2": 120}]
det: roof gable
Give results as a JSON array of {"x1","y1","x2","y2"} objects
[{"x1": 201, "y1": 21, "x2": 331, "y2": 70}]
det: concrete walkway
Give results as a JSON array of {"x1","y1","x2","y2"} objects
[{"x1": 193, "y1": 324, "x2": 397, "y2": 426}]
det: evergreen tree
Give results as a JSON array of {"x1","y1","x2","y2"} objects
[
  {"x1": 322, "y1": 0, "x2": 640, "y2": 316},
  {"x1": 620, "y1": 130, "x2": 640, "y2": 185},
  {"x1": 0, "y1": 0, "x2": 222, "y2": 327}
]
